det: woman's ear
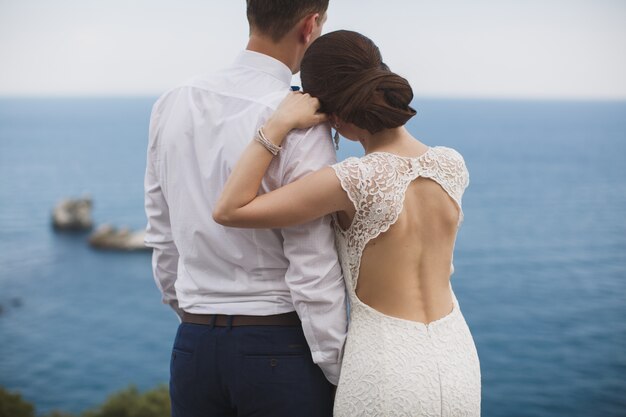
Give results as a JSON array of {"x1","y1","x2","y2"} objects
[{"x1": 328, "y1": 114, "x2": 339, "y2": 129}]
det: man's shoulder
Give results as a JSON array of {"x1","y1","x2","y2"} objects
[
  {"x1": 153, "y1": 73, "x2": 226, "y2": 106},
  {"x1": 285, "y1": 123, "x2": 332, "y2": 147},
  {"x1": 280, "y1": 122, "x2": 336, "y2": 173},
  {"x1": 154, "y1": 72, "x2": 290, "y2": 115}
]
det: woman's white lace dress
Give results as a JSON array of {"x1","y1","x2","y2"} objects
[{"x1": 331, "y1": 147, "x2": 481, "y2": 417}]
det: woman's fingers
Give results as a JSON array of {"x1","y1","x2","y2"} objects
[
  {"x1": 314, "y1": 112, "x2": 329, "y2": 124},
  {"x1": 296, "y1": 94, "x2": 325, "y2": 128},
  {"x1": 273, "y1": 91, "x2": 327, "y2": 130}
]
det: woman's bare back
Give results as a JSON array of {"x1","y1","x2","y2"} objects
[
  {"x1": 357, "y1": 176, "x2": 461, "y2": 323},
  {"x1": 332, "y1": 146, "x2": 469, "y2": 324}
]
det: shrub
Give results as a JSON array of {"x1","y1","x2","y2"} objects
[
  {"x1": 0, "y1": 387, "x2": 35, "y2": 417},
  {"x1": 0, "y1": 385, "x2": 170, "y2": 417},
  {"x1": 81, "y1": 385, "x2": 170, "y2": 417}
]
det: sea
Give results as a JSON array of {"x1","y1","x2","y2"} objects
[{"x1": 0, "y1": 97, "x2": 625, "y2": 416}]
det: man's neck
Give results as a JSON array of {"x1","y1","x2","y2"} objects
[{"x1": 246, "y1": 35, "x2": 299, "y2": 74}]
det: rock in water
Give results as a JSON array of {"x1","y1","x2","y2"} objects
[
  {"x1": 88, "y1": 224, "x2": 149, "y2": 251},
  {"x1": 52, "y1": 196, "x2": 93, "y2": 231}
]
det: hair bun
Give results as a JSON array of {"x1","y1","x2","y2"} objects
[
  {"x1": 301, "y1": 30, "x2": 416, "y2": 133},
  {"x1": 341, "y1": 69, "x2": 416, "y2": 133}
]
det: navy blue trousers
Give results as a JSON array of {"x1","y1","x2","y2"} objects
[{"x1": 170, "y1": 321, "x2": 334, "y2": 417}]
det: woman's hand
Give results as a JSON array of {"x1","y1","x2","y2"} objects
[
  {"x1": 264, "y1": 92, "x2": 328, "y2": 144},
  {"x1": 214, "y1": 91, "x2": 342, "y2": 228},
  {"x1": 213, "y1": 90, "x2": 352, "y2": 230}
]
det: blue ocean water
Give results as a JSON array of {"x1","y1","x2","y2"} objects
[{"x1": 0, "y1": 97, "x2": 625, "y2": 416}]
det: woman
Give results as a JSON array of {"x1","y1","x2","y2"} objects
[{"x1": 213, "y1": 30, "x2": 481, "y2": 416}]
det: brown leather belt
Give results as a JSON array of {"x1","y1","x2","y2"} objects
[{"x1": 182, "y1": 311, "x2": 300, "y2": 327}]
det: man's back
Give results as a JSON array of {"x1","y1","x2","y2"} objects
[
  {"x1": 144, "y1": 2, "x2": 343, "y2": 414},
  {"x1": 145, "y1": 50, "x2": 347, "y2": 384}
]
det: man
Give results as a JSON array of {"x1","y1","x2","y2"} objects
[{"x1": 144, "y1": 1, "x2": 347, "y2": 416}]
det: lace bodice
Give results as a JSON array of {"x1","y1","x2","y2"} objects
[{"x1": 331, "y1": 146, "x2": 470, "y2": 291}]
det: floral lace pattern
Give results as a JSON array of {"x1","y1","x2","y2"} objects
[{"x1": 331, "y1": 147, "x2": 480, "y2": 416}]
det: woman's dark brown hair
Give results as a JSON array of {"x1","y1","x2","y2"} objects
[{"x1": 301, "y1": 30, "x2": 416, "y2": 134}]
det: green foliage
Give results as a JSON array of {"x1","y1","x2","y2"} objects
[
  {"x1": 0, "y1": 387, "x2": 35, "y2": 417},
  {"x1": 42, "y1": 412, "x2": 75, "y2": 417},
  {"x1": 81, "y1": 385, "x2": 170, "y2": 417},
  {"x1": 0, "y1": 385, "x2": 170, "y2": 417}
]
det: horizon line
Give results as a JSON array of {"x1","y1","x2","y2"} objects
[{"x1": 1, "y1": 94, "x2": 625, "y2": 103}]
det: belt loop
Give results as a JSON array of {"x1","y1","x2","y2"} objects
[
  {"x1": 210, "y1": 315, "x2": 217, "y2": 329},
  {"x1": 226, "y1": 315, "x2": 234, "y2": 330}
]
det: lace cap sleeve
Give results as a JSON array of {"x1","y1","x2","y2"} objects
[
  {"x1": 331, "y1": 157, "x2": 362, "y2": 212},
  {"x1": 432, "y1": 147, "x2": 470, "y2": 225},
  {"x1": 438, "y1": 147, "x2": 470, "y2": 204}
]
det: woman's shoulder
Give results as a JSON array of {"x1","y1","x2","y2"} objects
[
  {"x1": 431, "y1": 145, "x2": 465, "y2": 161},
  {"x1": 432, "y1": 146, "x2": 468, "y2": 171},
  {"x1": 430, "y1": 146, "x2": 470, "y2": 190},
  {"x1": 333, "y1": 153, "x2": 393, "y2": 176},
  {"x1": 332, "y1": 156, "x2": 362, "y2": 171}
]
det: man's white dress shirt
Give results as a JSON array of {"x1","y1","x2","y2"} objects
[{"x1": 144, "y1": 50, "x2": 348, "y2": 384}]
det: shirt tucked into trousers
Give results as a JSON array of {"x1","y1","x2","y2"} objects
[{"x1": 144, "y1": 50, "x2": 348, "y2": 416}]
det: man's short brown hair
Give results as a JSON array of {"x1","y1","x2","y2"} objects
[{"x1": 246, "y1": 0, "x2": 329, "y2": 42}]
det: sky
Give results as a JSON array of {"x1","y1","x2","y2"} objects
[{"x1": 0, "y1": 0, "x2": 625, "y2": 99}]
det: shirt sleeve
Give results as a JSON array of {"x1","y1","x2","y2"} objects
[
  {"x1": 144, "y1": 98, "x2": 181, "y2": 318},
  {"x1": 279, "y1": 123, "x2": 349, "y2": 385}
]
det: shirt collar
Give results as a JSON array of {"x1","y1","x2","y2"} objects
[{"x1": 234, "y1": 50, "x2": 293, "y2": 86}]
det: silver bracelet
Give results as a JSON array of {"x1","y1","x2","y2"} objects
[{"x1": 255, "y1": 126, "x2": 282, "y2": 156}]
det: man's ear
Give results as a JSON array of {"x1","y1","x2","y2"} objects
[{"x1": 300, "y1": 13, "x2": 320, "y2": 44}]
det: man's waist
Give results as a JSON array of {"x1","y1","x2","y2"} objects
[
  {"x1": 181, "y1": 311, "x2": 300, "y2": 327},
  {"x1": 176, "y1": 288, "x2": 295, "y2": 315}
]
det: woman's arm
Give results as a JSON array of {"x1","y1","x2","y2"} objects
[{"x1": 212, "y1": 93, "x2": 353, "y2": 228}]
